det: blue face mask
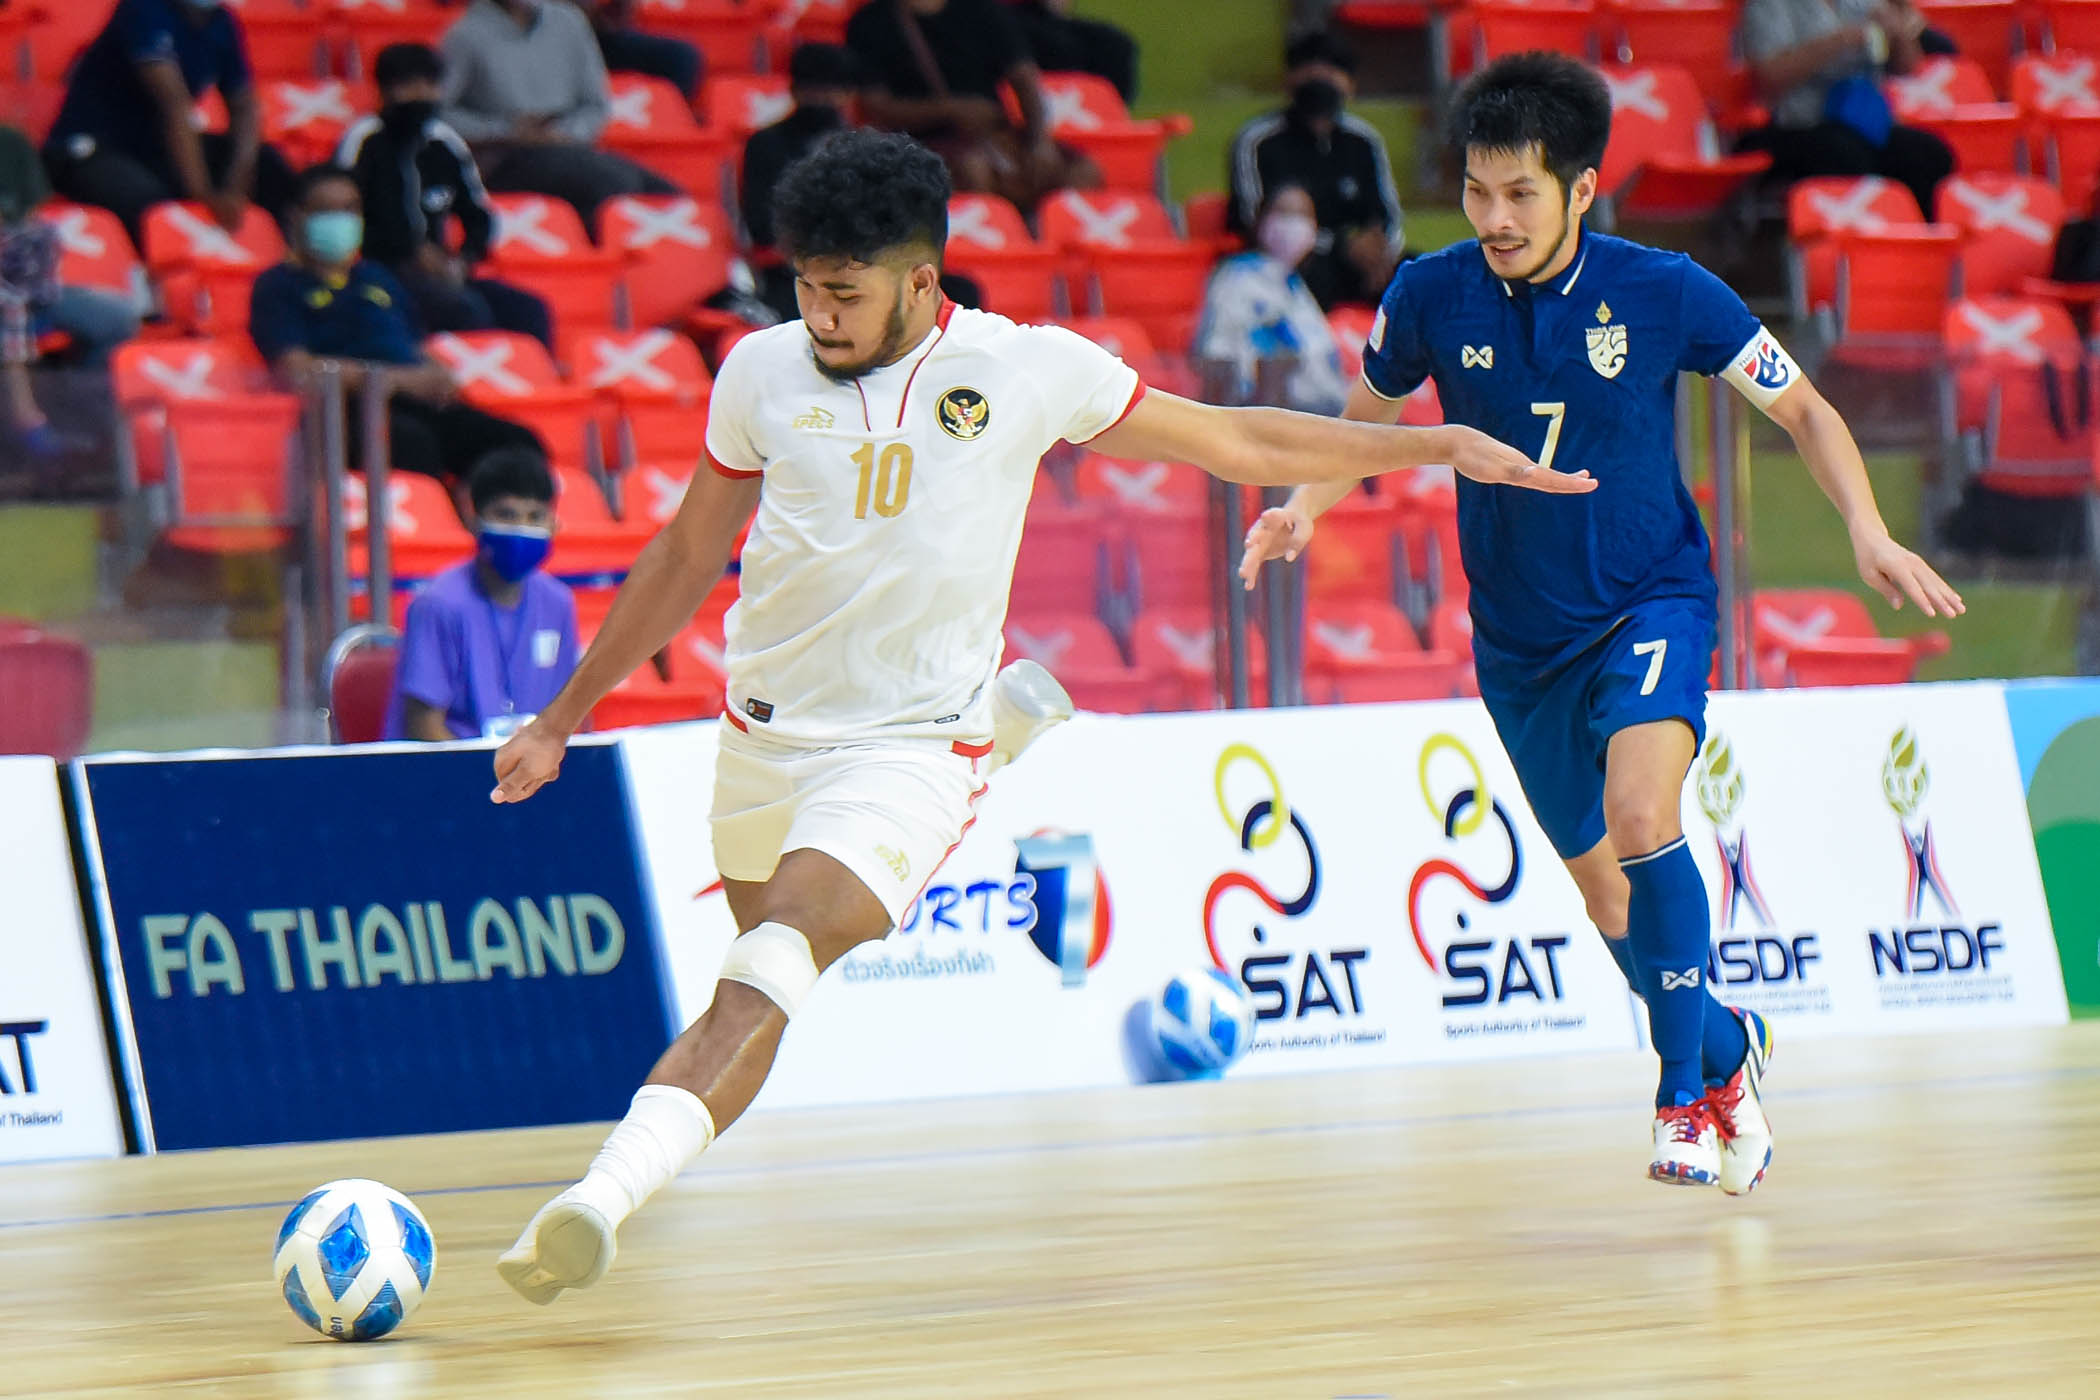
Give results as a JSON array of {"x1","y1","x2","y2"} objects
[
  {"x1": 478, "y1": 522, "x2": 552, "y2": 582},
  {"x1": 304, "y1": 210, "x2": 364, "y2": 264}
]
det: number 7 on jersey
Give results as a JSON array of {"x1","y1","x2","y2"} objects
[{"x1": 1530, "y1": 402, "x2": 1566, "y2": 472}]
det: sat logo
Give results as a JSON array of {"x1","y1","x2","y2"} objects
[
  {"x1": 1203, "y1": 744, "x2": 1367, "y2": 1021},
  {"x1": 1407, "y1": 735, "x2": 1571, "y2": 1008}
]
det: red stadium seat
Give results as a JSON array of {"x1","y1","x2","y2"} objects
[
  {"x1": 427, "y1": 331, "x2": 603, "y2": 470},
  {"x1": 141, "y1": 201, "x2": 286, "y2": 334},
  {"x1": 1915, "y1": 0, "x2": 2021, "y2": 89},
  {"x1": 1301, "y1": 491, "x2": 1401, "y2": 605},
  {"x1": 1597, "y1": 63, "x2": 1771, "y2": 221},
  {"x1": 1040, "y1": 190, "x2": 1212, "y2": 351},
  {"x1": 328, "y1": 0, "x2": 454, "y2": 81},
  {"x1": 1303, "y1": 599, "x2": 1422, "y2": 669},
  {"x1": 704, "y1": 73, "x2": 795, "y2": 138},
  {"x1": 1023, "y1": 72, "x2": 1191, "y2": 192},
  {"x1": 40, "y1": 202, "x2": 149, "y2": 307},
  {"x1": 343, "y1": 470, "x2": 476, "y2": 581},
  {"x1": 1182, "y1": 190, "x2": 1235, "y2": 251},
  {"x1": 591, "y1": 661, "x2": 723, "y2": 730},
  {"x1": 1602, "y1": 0, "x2": 1736, "y2": 69},
  {"x1": 1060, "y1": 315, "x2": 1197, "y2": 397},
  {"x1": 1942, "y1": 174, "x2": 2065, "y2": 294},
  {"x1": 2039, "y1": 0, "x2": 2100, "y2": 52},
  {"x1": 1787, "y1": 176, "x2": 1926, "y2": 319},
  {"x1": 484, "y1": 193, "x2": 627, "y2": 329},
  {"x1": 600, "y1": 194, "x2": 735, "y2": 329},
  {"x1": 2012, "y1": 52, "x2": 2100, "y2": 113},
  {"x1": 1011, "y1": 494, "x2": 1118, "y2": 617},
  {"x1": 603, "y1": 73, "x2": 735, "y2": 204},
  {"x1": 1129, "y1": 606, "x2": 1265, "y2": 711},
  {"x1": 2038, "y1": 105, "x2": 2100, "y2": 211},
  {"x1": 23, "y1": 3, "x2": 106, "y2": 83},
  {"x1": 630, "y1": 0, "x2": 773, "y2": 75},
  {"x1": 1943, "y1": 295, "x2": 2091, "y2": 496},
  {"x1": 1831, "y1": 225, "x2": 1963, "y2": 367},
  {"x1": 258, "y1": 78, "x2": 365, "y2": 166},
  {"x1": 1073, "y1": 454, "x2": 1208, "y2": 515},
  {"x1": 325, "y1": 625, "x2": 399, "y2": 744},
  {"x1": 0, "y1": 628, "x2": 93, "y2": 759},
  {"x1": 1327, "y1": 305, "x2": 1378, "y2": 382},
  {"x1": 0, "y1": 79, "x2": 67, "y2": 145},
  {"x1": 1885, "y1": 56, "x2": 2024, "y2": 175},
  {"x1": 112, "y1": 337, "x2": 274, "y2": 488},
  {"x1": 225, "y1": 0, "x2": 329, "y2": 79},
  {"x1": 623, "y1": 460, "x2": 696, "y2": 528},
  {"x1": 943, "y1": 194, "x2": 1063, "y2": 319},
  {"x1": 1004, "y1": 612, "x2": 1151, "y2": 713},
  {"x1": 1752, "y1": 587, "x2": 1949, "y2": 685},
  {"x1": 162, "y1": 392, "x2": 305, "y2": 553},
  {"x1": 563, "y1": 326, "x2": 712, "y2": 470},
  {"x1": 1323, "y1": 654, "x2": 1467, "y2": 704},
  {"x1": 549, "y1": 465, "x2": 654, "y2": 576},
  {"x1": 1886, "y1": 54, "x2": 1999, "y2": 117},
  {"x1": 1125, "y1": 510, "x2": 1216, "y2": 612},
  {"x1": 1471, "y1": 0, "x2": 1600, "y2": 67}
]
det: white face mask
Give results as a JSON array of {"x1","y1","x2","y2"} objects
[{"x1": 1257, "y1": 212, "x2": 1319, "y2": 268}]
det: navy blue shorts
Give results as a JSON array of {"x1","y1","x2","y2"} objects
[{"x1": 1478, "y1": 600, "x2": 1715, "y2": 861}]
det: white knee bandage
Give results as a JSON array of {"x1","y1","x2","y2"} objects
[{"x1": 719, "y1": 921, "x2": 820, "y2": 1017}]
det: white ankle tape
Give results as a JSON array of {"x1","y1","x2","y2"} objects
[{"x1": 719, "y1": 920, "x2": 820, "y2": 1016}]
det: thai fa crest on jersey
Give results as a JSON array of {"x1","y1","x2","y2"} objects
[{"x1": 1586, "y1": 300, "x2": 1627, "y2": 380}]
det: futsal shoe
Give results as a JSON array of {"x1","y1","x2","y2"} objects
[
  {"x1": 1649, "y1": 1093, "x2": 1722, "y2": 1186},
  {"x1": 988, "y1": 659, "x2": 1074, "y2": 773},
  {"x1": 1711, "y1": 1006, "x2": 1775, "y2": 1196},
  {"x1": 497, "y1": 1194, "x2": 617, "y2": 1305}
]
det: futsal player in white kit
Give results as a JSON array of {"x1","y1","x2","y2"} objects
[{"x1": 491, "y1": 130, "x2": 1596, "y2": 1305}]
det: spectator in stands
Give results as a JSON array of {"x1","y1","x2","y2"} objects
[
  {"x1": 575, "y1": 0, "x2": 703, "y2": 101},
  {"x1": 847, "y1": 0, "x2": 1098, "y2": 210},
  {"x1": 339, "y1": 43, "x2": 556, "y2": 352},
  {"x1": 249, "y1": 165, "x2": 547, "y2": 486},
  {"x1": 1, "y1": 124, "x2": 141, "y2": 369},
  {"x1": 440, "y1": 0, "x2": 679, "y2": 224},
  {"x1": 1737, "y1": 0, "x2": 1953, "y2": 218},
  {"x1": 1227, "y1": 31, "x2": 1404, "y2": 311},
  {"x1": 743, "y1": 43, "x2": 865, "y2": 317},
  {"x1": 384, "y1": 445, "x2": 580, "y2": 742},
  {"x1": 41, "y1": 0, "x2": 299, "y2": 244},
  {"x1": 1194, "y1": 182, "x2": 1348, "y2": 415},
  {"x1": 1006, "y1": 0, "x2": 1138, "y2": 105}
]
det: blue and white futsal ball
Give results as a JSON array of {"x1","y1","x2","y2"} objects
[
  {"x1": 1148, "y1": 967, "x2": 1257, "y2": 1080},
  {"x1": 273, "y1": 1178, "x2": 435, "y2": 1341}
]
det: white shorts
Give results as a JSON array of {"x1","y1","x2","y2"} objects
[{"x1": 709, "y1": 719, "x2": 991, "y2": 927}]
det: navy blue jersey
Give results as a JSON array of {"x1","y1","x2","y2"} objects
[
  {"x1": 50, "y1": 0, "x2": 254, "y2": 170},
  {"x1": 1362, "y1": 230, "x2": 1765, "y2": 681}
]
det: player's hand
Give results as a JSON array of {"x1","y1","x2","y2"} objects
[
  {"x1": 1853, "y1": 527, "x2": 1966, "y2": 618},
  {"x1": 491, "y1": 720, "x2": 569, "y2": 804},
  {"x1": 1437, "y1": 425, "x2": 1597, "y2": 493},
  {"x1": 1238, "y1": 505, "x2": 1314, "y2": 590}
]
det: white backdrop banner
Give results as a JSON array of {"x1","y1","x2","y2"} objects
[
  {"x1": 0, "y1": 757, "x2": 125, "y2": 1162},
  {"x1": 1690, "y1": 683, "x2": 2065, "y2": 1036}
]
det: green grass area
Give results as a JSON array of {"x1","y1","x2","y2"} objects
[
  {"x1": 87, "y1": 640, "x2": 284, "y2": 753},
  {"x1": 0, "y1": 506, "x2": 101, "y2": 621}
]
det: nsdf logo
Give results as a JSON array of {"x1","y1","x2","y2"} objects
[
  {"x1": 1693, "y1": 732, "x2": 1832, "y2": 1019},
  {"x1": 1407, "y1": 735, "x2": 1581, "y2": 1037},
  {"x1": 1868, "y1": 725, "x2": 2015, "y2": 1011},
  {"x1": 1203, "y1": 744, "x2": 1376, "y2": 1047}
]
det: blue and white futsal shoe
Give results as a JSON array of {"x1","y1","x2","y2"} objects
[
  {"x1": 988, "y1": 659, "x2": 1073, "y2": 773},
  {"x1": 1650, "y1": 1092, "x2": 1723, "y2": 1186},
  {"x1": 1712, "y1": 1006, "x2": 1775, "y2": 1196}
]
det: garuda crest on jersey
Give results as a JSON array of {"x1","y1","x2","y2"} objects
[
  {"x1": 938, "y1": 386, "x2": 991, "y2": 440},
  {"x1": 1586, "y1": 300, "x2": 1627, "y2": 380}
]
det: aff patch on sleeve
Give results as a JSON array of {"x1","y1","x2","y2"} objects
[
  {"x1": 1368, "y1": 306, "x2": 1387, "y2": 353},
  {"x1": 1719, "y1": 326, "x2": 1801, "y2": 410}
]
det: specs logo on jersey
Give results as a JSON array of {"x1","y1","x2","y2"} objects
[
  {"x1": 793, "y1": 405, "x2": 835, "y2": 430},
  {"x1": 1586, "y1": 300, "x2": 1627, "y2": 380},
  {"x1": 1461, "y1": 345, "x2": 1494, "y2": 369},
  {"x1": 937, "y1": 386, "x2": 991, "y2": 440}
]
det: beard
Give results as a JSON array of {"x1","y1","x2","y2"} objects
[
  {"x1": 1480, "y1": 199, "x2": 1578, "y2": 284},
  {"x1": 807, "y1": 291, "x2": 913, "y2": 383}
]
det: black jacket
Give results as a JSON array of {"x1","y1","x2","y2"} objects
[
  {"x1": 335, "y1": 113, "x2": 496, "y2": 268},
  {"x1": 1227, "y1": 109, "x2": 1405, "y2": 308}
]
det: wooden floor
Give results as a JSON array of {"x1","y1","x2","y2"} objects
[{"x1": 5, "y1": 1026, "x2": 2100, "y2": 1398}]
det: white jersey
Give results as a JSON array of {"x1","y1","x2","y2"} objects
[{"x1": 704, "y1": 303, "x2": 1144, "y2": 745}]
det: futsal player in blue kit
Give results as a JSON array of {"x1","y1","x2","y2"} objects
[{"x1": 1240, "y1": 52, "x2": 1965, "y2": 1191}]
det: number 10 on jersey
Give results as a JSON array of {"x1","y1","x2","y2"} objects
[{"x1": 852, "y1": 443, "x2": 914, "y2": 519}]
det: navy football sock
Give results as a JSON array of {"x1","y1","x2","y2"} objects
[
  {"x1": 1599, "y1": 927, "x2": 1746, "y2": 1085},
  {"x1": 1620, "y1": 838, "x2": 1713, "y2": 1108}
]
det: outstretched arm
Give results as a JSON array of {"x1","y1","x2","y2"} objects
[
  {"x1": 1761, "y1": 377, "x2": 1964, "y2": 618},
  {"x1": 491, "y1": 465, "x2": 761, "y2": 801},
  {"x1": 1088, "y1": 386, "x2": 1587, "y2": 492},
  {"x1": 1234, "y1": 376, "x2": 1416, "y2": 588}
]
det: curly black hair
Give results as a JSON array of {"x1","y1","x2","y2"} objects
[
  {"x1": 771, "y1": 128, "x2": 950, "y2": 266},
  {"x1": 1447, "y1": 52, "x2": 1612, "y2": 197}
]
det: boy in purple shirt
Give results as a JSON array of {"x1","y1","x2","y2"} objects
[{"x1": 385, "y1": 447, "x2": 580, "y2": 741}]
